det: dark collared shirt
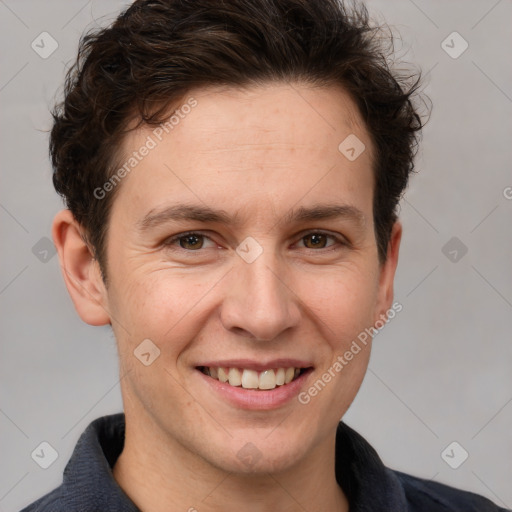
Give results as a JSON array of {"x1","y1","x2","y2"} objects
[{"x1": 20, "y1": 413, "x2": 509, "y2": 511}]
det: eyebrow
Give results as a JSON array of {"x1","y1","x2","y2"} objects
[{"x1": 137, "y1": 202, "x2": 366, "y2": 232}]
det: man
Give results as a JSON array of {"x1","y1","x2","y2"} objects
[{"x1": 21, "y1": 0, "x2": 509, "y2": 510}]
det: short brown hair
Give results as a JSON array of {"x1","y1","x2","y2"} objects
[{"x1": 50, "y1": 0, "x2": 426, "y2": 282}]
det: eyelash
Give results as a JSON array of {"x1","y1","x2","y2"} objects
[{"x1": 163, "y1": 230, "x2": 348, "y2": 254}]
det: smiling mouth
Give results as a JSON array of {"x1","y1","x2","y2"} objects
[{"x1": 197, "y1": 366, "x2": 311, "y2": 391}]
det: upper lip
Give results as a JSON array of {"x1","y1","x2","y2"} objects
[{"x1": 196, "y1": 359, "x2": 314, "y2": 372}]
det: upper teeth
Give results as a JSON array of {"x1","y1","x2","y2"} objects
[{"x1": 203, "y1": 367, "x2": 301, "y2": 390}]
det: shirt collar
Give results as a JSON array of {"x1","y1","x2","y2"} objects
[
  {"x1": 334, "y1": 420, "x2": 408, "y2": 511},
  {"x1": 61, "y1": 413, "x2": 138, "y2": 511},
  {"x1": 61, "y1": 413, "x2": 407, "y2": 511}
]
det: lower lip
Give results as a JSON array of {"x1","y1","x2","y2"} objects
[{"x1": 196, "y1": 369, "x2": 313, "y2": 410}]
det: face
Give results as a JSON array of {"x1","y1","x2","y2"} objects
[{"x1": 78, "y1": 83, "x2": 400, "y2": 474}]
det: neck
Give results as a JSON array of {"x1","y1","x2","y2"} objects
[{"x1": 112, "y1": 411, "x2": 349, "y2": 512}]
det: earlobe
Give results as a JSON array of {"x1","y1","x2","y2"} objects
[
  {"x1": 375, "y1": 221, "x2": 402, "y2": 322},
  {"x1": 52, "y1": 209, "x2": 111, "y2": 326}
]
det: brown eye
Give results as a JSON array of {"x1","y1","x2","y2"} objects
[
  {"x1": 163, "y1": 231, "x2": 217, "y2": 253},
  {"x1": 302, "y1": 233, "x2": 329, "y2": 249},
  {"x1": 178, "y1": 234, "x2": 204, "y2": 250}
]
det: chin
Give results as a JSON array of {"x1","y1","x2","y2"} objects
[{"x1": 203, "y1": 430, "x2": 310, "y2": 475}]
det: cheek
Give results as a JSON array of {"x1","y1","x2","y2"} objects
[
  {"x1": 109, "y1": 270, "x2": 214, "y2": 354},
  {"x1": 295, "y1": 264, "x2": 379, "y2": 347}
]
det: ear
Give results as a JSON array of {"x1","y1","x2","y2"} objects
[
  {"x1": 373, "y1": 220, "x2": 402, "y2": 323},
  {"x1": 52, "y1": 209, "x2": 111, "y2": 326}
]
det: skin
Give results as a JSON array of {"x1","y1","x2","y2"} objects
[{"x1": 52, "y1": 82, "x2": 402, "y2": 512}]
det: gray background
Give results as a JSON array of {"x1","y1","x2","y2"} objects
[{"x1": 1, "y1": 0, "x2": 511, "y2": 510}]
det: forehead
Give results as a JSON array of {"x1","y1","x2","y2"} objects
[
  {"x1": 110, "y1": 82, "x2": 374, "y2": 225},
  {"x1": 160, "y1": 82, "x2": 368, "y2": 154}
]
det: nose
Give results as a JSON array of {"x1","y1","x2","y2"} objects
[{"x1": 219, "y1": 249, "x2": 301, "y2": 341}]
